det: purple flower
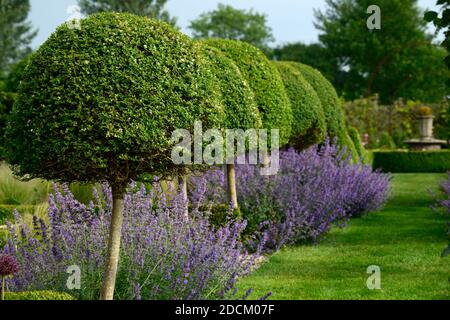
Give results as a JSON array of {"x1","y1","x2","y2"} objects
[
  {"x1": 1, "y1": 182, "x2": 257, "y2": 300},
  {"x1": 0, "y1": 254, "x2": 19, "y2": 276},
  {"x1": 190, "y1": 139, "x2": 391, "y2": 252}
]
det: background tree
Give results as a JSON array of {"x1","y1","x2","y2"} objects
[
  {"x1": 3, "y1": 54, "x2": 31, "y2": 92},
  {"x1": 314, "y1": 0, "x2": 448, "y2": 104},
  {"x1": 272, "y1": 43, "x2": 338, "y2": 84},
  {"x1": 425, "y1": 0, "x2": 450, "y2": 75},
  {"x1": 5, "y1": 13, "x2": 222, "y2": 300},
  {"x1": 0, "y1": 0, "x2": 36, "y2": 78},
  {"x1": 190, "y1": 4, "x2": 274, "y2": 54},
  {"x1": 78, "y1": 0, "x2": 177, "y2": 26}
]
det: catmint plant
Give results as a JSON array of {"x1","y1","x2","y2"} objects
[
  {"x1": 2, "y1": 182, "x2": 261, "y2": 300},
  {"x1": 190, "y1": 140, "x2": 391, "y2": 251}
]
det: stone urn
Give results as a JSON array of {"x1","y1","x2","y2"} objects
[
  {"x1": 418, "y1": 115, "x2": 434, "y2": 140},
  {"x1": 405, "y1": 107, "x2": 447, "y2": 151}
]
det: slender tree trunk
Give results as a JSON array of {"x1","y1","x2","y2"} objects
[
  {"x1": 226, "y1": 164, "x2": 239, "y2": 210},
  {"x1": 178, "y1": 175, "x2": 189, "y2": 218},
  {"x1": 262, "y1": 151, "x2": 270, "y2": 168},
  {"x1": 100, "y1": 185, "x2": 125, "y2": 300}
]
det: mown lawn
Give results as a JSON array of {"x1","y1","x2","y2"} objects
[{"x1": 239, "y1": 173, "x2": 449, "y2": 300}]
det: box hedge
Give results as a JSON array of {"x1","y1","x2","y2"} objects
[
  {"x1": 273, "y1": 61, "x2": 327, "y2": 150},
  {"x1": 205, "y1": 39, "x2": 293, "y2": 146},
  {"x1": 4, "y1": 291, "x2": 75, "y2": 300},
  {"x1": 373, "y1": 150, "x2": 450, "y2": 173}
]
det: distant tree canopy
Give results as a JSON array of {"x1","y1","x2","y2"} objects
[
  {"x1": 425, "y1": 0, "x2": 450, "y2": 146},
  {"x1": 312, "y1": 0, "x2": 448, "y2": 104},
  {"x1": 0, "y1": 0, "x2": 36, "y2": 78},
  {"x1": 78, "y1": 0, "x2": 177, "y2": 26},
  {"x1": 425, "y1": 0, "x2": 450, "y2": 77},
  {"x1": 272, "y1": 43, "x2": 338, "y2": 85},
  {"x1": 274, "y1": 0, "x2": 448, "y2": 104},
  {"x1": 3, "y1": 54, "x2": 31, "y2": 92},
  {"x1": 190, "y1": 4, "x2": 274, "y2": 53}
]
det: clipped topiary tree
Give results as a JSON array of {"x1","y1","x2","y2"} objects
[
  {"x1": 5, "y1": 13, "x2": 223, "y2": 300},
  {"x1": 288, "y1": 62, "x2": 358, "y2": 160},
  {"x1": 378, "y1": 132, "x2": 397, "y2": 150},
  {"x1": 205, "y1": 39, "x2": 293, "y2": 149},
  {"x1": 288, "y1": 62, "x2": 344, "y2": 139},
  {"x1": 340, "y1": 129, "x2": 359, "y2": 162},
  {"x1": 199, "y1": 42, "x2": 262, "y2": 210},
  {"x1": 348, "y1": 126, "x2": 367, "y2": 161},
  {"x1": 273, "y1": 61, "x2": 327, "y2": 150}
]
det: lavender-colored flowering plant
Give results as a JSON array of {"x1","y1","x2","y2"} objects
[
  {"x1": 190, "y1": 140, "x2": 391, "y2": 251},
  {"x1": 1, "y1": 182, "x2": 262, "y2": 300},
  {"x1": 435, "y1": 173, "x2": 450, "y2": 257}
]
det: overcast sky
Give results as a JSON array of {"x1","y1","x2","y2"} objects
[{"x1": 29, "y1": 0, "x2": 443, "y2": 49}]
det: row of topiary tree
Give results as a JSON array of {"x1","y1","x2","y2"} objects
[{"x1": 4, "y1": 13, "x2": 361, "y2": 299}]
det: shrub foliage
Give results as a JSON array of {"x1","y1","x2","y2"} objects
[
  {"x1": 289, "y1": 62, "x2": 345, "y2": 139},
  {"x1": 205, "y1": 39, "x2": 293, "y2": 146},
  {"x1": 4, "y1": 291, "x2": 74, "y2": 300},
  {"x1": 5, "y1": 12, "x2": 223, "y2": 186},
  {"x1": 373, "y1": 151, "x2": 450, "y2": 173},
  {"x1": 273, "y1": 61, "x2": 326, "y2": 150},
  {"x1": 198, "y1": 42, "x2": 261, "y2": 132},
  {"x1": 348, "y1": 127, "x2": 367, "y2": 160}
]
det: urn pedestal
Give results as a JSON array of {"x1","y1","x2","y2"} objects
[{"x1": 405, "y1": 116, "x2": 447, "y2": 151}]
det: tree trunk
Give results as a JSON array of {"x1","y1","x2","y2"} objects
[
  {"x1": 178, "y1": 175, "x2": 189, "y2": 218},
  {"x1": 262, "y1": 151, "x2": 270, "y2": 168},
  {"x1": 226, "y1": 164, "x2": 239, "y2": 210},
  {"x1": 100, "y1": 185, "x2": 125, "y2": 300}
]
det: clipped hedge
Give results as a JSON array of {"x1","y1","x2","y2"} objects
[
  {"x1": 198, "y1": 42, "x2": 261, "y2": 131},
  {"x1": 205, "y1": 39, "x2": 293, "y2": 146},
  {"x1": 5, "y1": 12, "x2": 224, "y2": 183},
  {"x1": 373, "y1": 150, "x2": 450, "y2": 173},
  {"x1": 4, "y1": 291, "x2": 75, "y2": 300},
  {"x1": 289, "y1": 62, "x2": 345, "y2": 139},
  {"x1": 273, "y1": 61, "x2": 326, "y2": 150}
]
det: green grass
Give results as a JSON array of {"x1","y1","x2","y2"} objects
[{"x1": 239, "y1": 173, "x2": 450, "y2": 300}]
